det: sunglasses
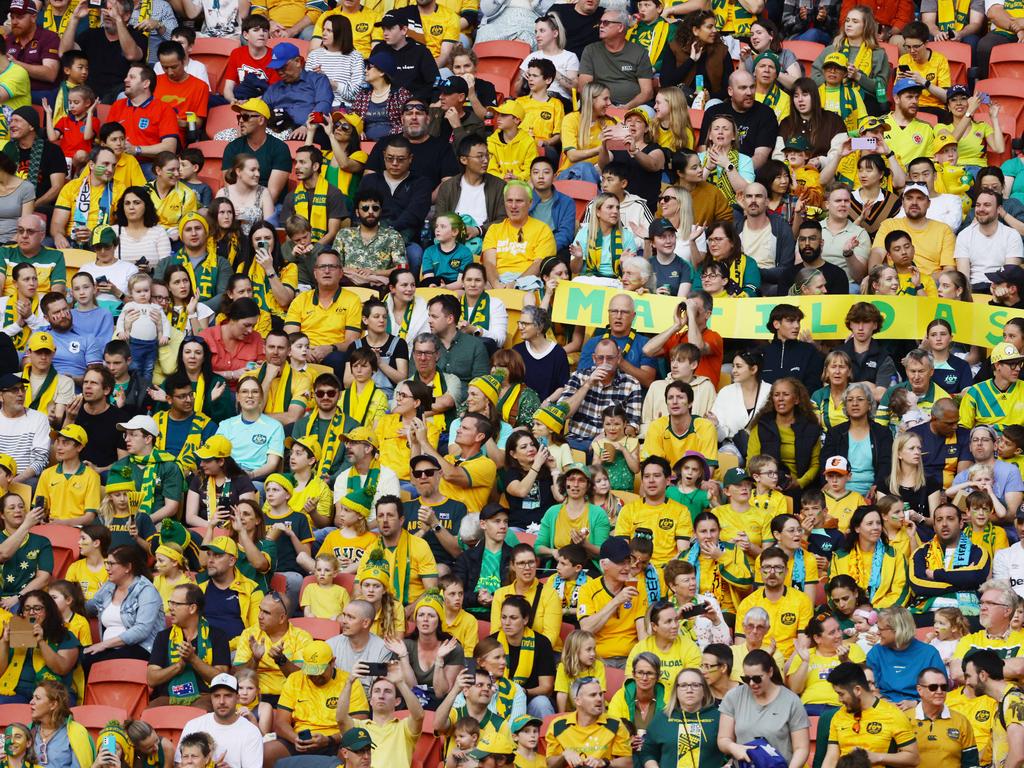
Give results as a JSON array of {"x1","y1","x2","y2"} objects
[
  {"x1": 402, "y1": 104, "x2": 428, "y2": 113},
  {"x1": 315, "y1": 389, "x2": 338, "y2": 398},
  {"x1": 359, "y1": 204, "x2": 381, "y2": 212},
  {"x1": 412, "y1": 468, "x2": 437, "y2": 478},
  {"x1": 740, "y1": 675, "x2": 764, "y2": 685},
  {"x1": 919, "y1": 683, "x2": 949, "y2": 692}
]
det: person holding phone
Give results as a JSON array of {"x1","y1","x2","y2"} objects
[{"x1": 183, "y1": 435, "x2": 258, "y2": 529}]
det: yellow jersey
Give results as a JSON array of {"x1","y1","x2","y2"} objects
[
  {"x1": 313, "y1": 7, "x2": 382, "y2": 57},
  {"x1": 439, "y1": 451, "x2": 496, "y2": 514},
  {"x1": 735, "y1": 586, "x2": 813, "y2": 657},
  {"x1": 786, "y1": 645, "x2": 866, "y2": 705},
  {"x1": 64, "y1": 559, "x2": 107, "y2": 601},
  {"x1": 36, "y1": 462, "x2": 101, "y2": 520},
  {"x1": 284, "y1": 287, "x2": 362, "y2": 348},
  {"x1": 481, "y1": 216, "x2": 557, "y2": 276},
  {"x1": 912, "y1": 706, "x2": 977, "y2": 768},
  {"x1": 947, "y1": 686, "x2": 997, "y2": 766},
  {"x1": 898, "y1": 51, "x2": 951, "y2": 110},
  {"x1": 994, "y1": 685, "x2": 1024, "y2": 768},
  {"x1": 233, "y1": 623, "x2": 315, "y2": 695},
  {"x1": 517, "y1": 95, "x2": 565, "y2": 142},
  {"x1": 613, "y1": 498, "x2": 693, "y2": 566},
  {"x1": 278, "y1": 667, "x2": 369, "y2": 734},
  {"x1": 828, "y1": 696, "x2": 917, "y2": 755},
  {"x1": 576, "y1": 577, "x2": 647, "y2": 659},
  {"x1": 641, "y1": 416, "x2": 719, "y2": 468},
  {"x1": 487, "y1": 129, "x2": 538, "y2": 182},
  {"x1": 624, "y1": 634, "x2": 701, "y2": 688}
]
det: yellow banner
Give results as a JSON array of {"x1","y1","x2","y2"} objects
[{"x1": 550, "y1": 281, "x2": 1024, "y2": 348}]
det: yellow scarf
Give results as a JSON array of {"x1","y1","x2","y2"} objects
[
  {"x1": 4, "y1": 296, "x2": 35, "y2": 351},
  {"x1": 937, "y1": 0, "x2": 971, "y2": 29},
  {"x1": 841, "y1": 42, "x2": 874, "y2": 75},
  {"x1": 0, "y1": 643, "x2": 57, "y2": 696},
  {"x1": 292, "y1": 175, "x2": 330, "y2": 242},
  {"x1": 498, "y1": 627, "x2": 536, "y2": 685},
  {"x1": 24, "y1": 365, "x2": 58, "y2": 414},
  {"x1": 154, "y1": 409, "x2": 210, "y2": 476},
  {"x1": 259, "y1": 361, "x2": 295, "y2": 413},
  {"x1": 341, "y1": 381, "x2": 378, "y2": 426},
  {"x1": 193, "y1": 375, "x2": 208, "y2": 415},
  {"x1": 308, "y1": 409, "x2": 347, "y2": 479}
]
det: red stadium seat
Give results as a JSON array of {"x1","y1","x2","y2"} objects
[
  {"x1": 973, "y1": 79, "x2": 1024, "y2": 134},
  {"x1": 604, "y1": 666, "x2": 625, "y2": 702},
  {"x1": 689, "y1": 108, "x2": 703, "y2": 131},
  {"x1": 516, "y1": 531, "x2": 537, "y2": 546},
  {"x1": 989, "y1": 43, "x2": 1024, "y2": 79},
  {"x1": 142, "y1": 706, "x2": 206, "y2": 746},
  {"x1": 270, "y1": 573, "x2": 288, "y2": 595},
  {"x1": 880, "y1": 42, "x2": 900, "y2": 72},
  {"x1": 95, "y1": 103, "x2": 111, "y2": 123},
  {"x1": 190, "y1": 37, "x2": 237, "y2": 91},
  {"x1": 474, "y1": 40, "x2": 530, "y2": 99},
  {"x1": 0, "y1": 704, "x2": 31, "y2": 727},
  {"x1": 84, "y1": 659, "x2": 150, "y2": 719},
  {"x1": 205, "y1": 104, "x2": 238, "y2": 138},
  {"x1": 560, "y1": 622, "x2": 576, "y2": 642},
  {"x1": 413, "y1": 711, "x2": 441, "y2": 768},
  {"x1": 929, "y1": 40, "x2": 971, "y2": 85},
  {"x1": 299, "y1": 574, "x2": 355, "y2": 603},
  {"x1": 781, "y1": 40, "x2": 824, "y2": 75},
  {"x1": 31, "y1": 524, "x2": 80, "y2": 580},
  {"x1": 554, "y1": 179, "x2": 599, "y2": 221},
  {"x1": 291, "y1": 616, "x2": 342, "y2": 640},
  {"x1": 477, "y1": 620, "x2": 491, "y2": 640},
  {"x1": 189, "y1": 140, "x2": 227, "y2": 163},
  {"x1": 71, "y1": 705, "x2": 129, "y2": 739}
]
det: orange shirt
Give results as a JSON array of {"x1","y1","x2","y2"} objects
[
  {"x1": 107, "y1": 96, "x2": 179, "y2": 149},
  {"x1": 155, "y1": 74, "x2": 210, "y2": 143}
]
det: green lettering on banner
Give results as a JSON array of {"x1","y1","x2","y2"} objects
[
  {"x1": 811, "y1": 303, "x2": 838, "y2": 334},
  {"x1": 635, "y1": 297, "x2": 655, "y2": 328},
  {"x1": 872, "y1": 300, "x2": 896, "y2": 332},
  {"x1": 933, "y1": 302, "x2": 957, "y2": 334},
  {"x1": 988, "y1": 309, "x2": 1010, "y2": 346},
  {"x1": 753, "y1": 303, "x2": 774, "y2": 332},
  {"x1": 564, "y1": 285, "x2": 607, "y2": 326}
]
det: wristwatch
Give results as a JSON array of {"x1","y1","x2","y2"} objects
[
  {"x1": 726, "y1": 163, "x2": 735, "y2": 171},
  {"x1": 432, "y1": 524, "x2": 443, "y2": 532}
]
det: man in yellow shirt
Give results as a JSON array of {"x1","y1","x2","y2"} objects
[
  {"x1": 613, "y1": 456, "x2": 693, "y2": 566},
  {"x1": 734, "y1": 547, "x2": 813, "y2": 657},
  {"x1": 481, "y1": 180, "x2": 556, "y2": 288},
  {"x1": 355, "y1": 497, "x2": 438, "y2": 606},
  {"x1": 869, "y1": 184, "x2": 956, "y2": 276},
  {"x1": 885, "y1": 78, "x2": 936, "y2": 166},
  {"x1": 959, "y1": 345, "x2": 1024, "y2": 431},
  {"x1": 35, "y1": 424, "x2": 100, "y2": 525},
  {"x1": 577, "y1": 536, "x2": 648, "y2": 665},
  {"x1": 413, "y1": 411, "x2": 496, "y2": 513},
  {"x1": 233, "y1": 593, "x2": 315, "y2": 699},
  {"x1": 546, "y1": 678, "x2": 633, "y2": 768},
  {"x1": 823, "y1": 662, "x2": 918, "y2": 767},
  {"x1": 405, "y1": 0, "x2": 459, "y2": 67},
  {"x1": 952, "y1": 580, "x2": 1024, "y2": 683},
  {"x1": 912, "y1": 667, "x2": 979, "y2": 768},
  {"x1": 338, "y1": 660, "x2": 424, "y2": 767},
  {"x1": 965, "y1": 649, "x2": 1024, "y2": 768},
  {"x1": 641, "y1": 380, "x2": 718, "y2": 468}
]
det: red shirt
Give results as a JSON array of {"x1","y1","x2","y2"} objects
[
  {"x1": 107, "y1": 96, "x2": 179, "y2": 149},
  {"x1": 154, "y1": 73, "x2": 210, "y2": 143},
  {"x1": 662, "y1": 327, "x2": 725, "y2": 389},
  {"x1": 4, "y1": 28, "x2": 59, "y2": 90},
  {"x1": 54, "y1": 113, "x2": 100, "y2": 158},
  {"x1": 200, "y1": 325, "x2": 265, "y2": 385},
  {"x1": 839, "y1": 0, "x2": 912, "y2": 30},
  {"x1": 224, "y1": 46, "x2": 280, "y2": 87}
]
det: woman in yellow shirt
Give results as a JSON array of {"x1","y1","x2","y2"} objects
[
  {"x1": 489, "y1": 544, "x2": 562, "y2": 649},
  {"x1": 378, "y1": 379, "x2": 441, "y2": 482},
  {"x1": 625, "y1": 601, "x2": 701, "y2": 690},
  {"x1": 559, "y1": 82, "x2": 615, "y2": 183},
  {"x1": 785, "y1": 615, "x2": 866, "y2": 714}
]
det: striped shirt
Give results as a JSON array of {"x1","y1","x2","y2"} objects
[
  {"x1": 0, "y1": 408, "x2": 50, "y2": 476},
  {"x1": 305, "y1": 49, "x2": 366, "y2": 107},
  {"x1": 959, "y1": 379, "x2": 1024, "y2": 430},
  {"x1": 560, "y1": 369, "x2": 642, "y2": 443}
]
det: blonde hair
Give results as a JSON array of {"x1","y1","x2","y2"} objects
[
  {"x1": 98, "y1": 490, "x2": 133, "y2": 526},
  {"x1": 561, "y1": 629, "x2": 597, "y2": 678},
  {"x1": 315, "y1": 553, "x2": 340, "y2": 571},
  {"x1": 577, "y1": 82, "x2": 613, "y2": 149},
  {"x1": 934, "y1": 607, "x2": 970, "y2": 639},
  {"x1": 585, "y1": 193, "x2": 623, "y2": 253},
  {"x1": 889, "y1": 431, "x2": 925, "y2": 493},
  {"x1": 127, "y1": 272, "x2": 153, "y2": 295},
  {"x1": 362, "y1": 579, "x2": 402, "y2": 640},
  {"x1": 656, "y1": 88, "x2": 693, "y2": 152},
  {"x1": 835, "y1": 5, "x2": 880, "y2": 49},
  {"x1": 672, "y1": 186, "x2": 696, "y2": 237}
]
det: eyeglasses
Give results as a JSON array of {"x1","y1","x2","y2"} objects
[
  {"x1": 740, "y1": 674, "x2": 764, "y2": 685},
  {"x1": 315, "y1": 389, "x2": 338, "y2": 398},
  {"x1": 166, "y1": 600, "x2": 193, "y2": 608},
  {"x1": 22, "y1": 604, "x2": 43, "y2": 613},
  {"x1": 760, "y1": 564, "x2": 785, "y2": 573},
  {"x1": 513, "y1": 560, "x2": 536, "y2": 567},
  {"x1": 384, "y1": 154, "x2": 410, "y2": 164},
  {"x1": 413, "y1": 350, "x2": 436, "y2": 357},
  {"x1": 315, "y1": 264, "x2": 341, "y2": 270},
  {"x1": 919, "y1": 682, "x2": 949, "y2": 692},
  {"x1": 634, "y1": 669, "x2": 657, "y2": 677},
  {"x1": 15, "y1": 227, "x2": 41, "y2": 235},
  {"x1": 678, "y1": 682, "x2": 704, "y2": 690},
  {"x1": 402, "y1": 104, "x2": 428, "y2": 113},
  {"x1": 411, "y1": 468, "x2": 437, "y2": 479},
  {"x1": 700, "y1": 662, "x2": 721, "y2": 670},
  {"x1": 359, "y1": 204, "x2": 381, "y2": 212},
  {"x1": 599, "y1": 18, "x2": 623, "y2": 25},
  {"x1": 517, "y1": 320, "x2": 535, "y2": 326}
]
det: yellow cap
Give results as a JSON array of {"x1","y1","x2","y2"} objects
[
  {"x1": 293, "y1": 435, "x2": 323, "y2": 462},
  {"x1": 57, "y1": 424, "x2": 88, "y2": 446},
  {"x1": 231, "y1": 98, "x2": 271, "y2": 120},
  {"x1": 302, "y1": 640, "x2": 334, "y2": 675},
  {"x1": 344, "y1": 426, "x2": 378, "y2": 449},
  {"x1": 27, "y1": 332, "x2": 55, "y2": 352},
  {"x1": 823, "y1": 51, "x2": 848, "y2": 68},
  {"x1": 332, "y1": 110, "x2": 364, "y2": 135},
  {"x1": 195, "y1": 434, "x2": 232, "y2": 461},
  {"x1": 931, "y1": 127, "x2": 958, "y2": 155},
  {"x1": 202, "y1": 536, "x2": 239, "y2": 557},
  {"x1": 0, "y1": 454, "x2": 16, "y2": 477},
  {"x1": 494, "y1": 100, "x2": 525, "y2": 121}
]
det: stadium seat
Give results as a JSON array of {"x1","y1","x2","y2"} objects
[
  {"x1": 916, "y1": 111, "x2": 938, "y2": 126},
  {"x1": 610, "y1": 490, "x2": 640, "y2": 505},
  {"x1": 972, "y1": 79, "x2": 1024, "y2": 134},
  {"x1": 291, "y1": 616, "x2": 341, "y2": 640},
  {"x1": 72, "y1": 705, "x2": 129, "y2": 738},
  {"x1": 516, "y1": 531, "x2": 537, "y2": 546},
  {"x1": 689, "y1": 108, "x2": 703, "y2": 131},
  {"x1": 205, "y1": 104, "x2": 237, "y2": 138},
  {"x1": 412, "y1": 711, "x2": 441, "y2": 768},
  {"x1": 274, "y1": 37, "x2": 310, "y2": 56},
  {"x1": 190, "y1": 37, "x2": 236, "y2": 91},
  {"x1": 474, "y1": 40, "x2": 530, "y2": 97},
  {"x1": 31, "y1": 524, "x2": 80, "y2": 580},
  {"x1": 270, "y1": 573, "x2": 288, "y2": 595},
  {"x1": 603, "y1": 665, "x2": 624, "y2": 701},
  {"x1": 806, "y1": 715, "x2": 819, "y2": 768},
  {"x1": 915, "y1": 625, "x2": 934, "y2": 642},
  {"x1": 477, "y1": 620, "x2": 491, "y2": 640},
  {"x1": 360, "y1": 140, "x2": 376, "y2": 155},
  {"x1": 880, "y1": 42, "x2": 900, "y2": 72},
  {"x1": 142, "y1": 705, "x2": 207, "y2": 745},
  {"x1": 554, "y1": 180, "x2": 599, "y2": 222},
  {"x1": 84, "y1": 659, "x2": 150, "y2": 719},
  {"x1": 929, "y1": 40, "x2": 971, "y2": 85},
  {"x1": 781, "y1": 40, "x2": 824, "y2": 75},
  {"x1": 713, "y1": 452, "x2": 739, "y2": 482},
  {"x1": 989, "y1": 43, "x2": 1024, "y2": 79},
  {"x1": 0, "y1": 704, "x2": 31, "y2": 727},
  {"x1": 189, "y1": 140, "x2": 227, "y2": 163},
  {"x1": 560, "y1": 622, "x2": 575, "y2": 642}
]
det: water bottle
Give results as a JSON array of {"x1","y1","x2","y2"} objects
[
  {"x1": 692, "y1": 75, "x2": 706, "y2": 110},
  {"x1": 186, "y1": 112, "x2": 199, "y2": 145},
  {"x1": 874, "y1": 78, "x2": 888, "y2": 110}
]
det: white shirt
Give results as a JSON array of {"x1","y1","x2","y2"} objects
[
  {"x1": 895, "y1": 193, "x2": 963, "y2": 231},
  {"x1": 457, "y1": 177, "x2": 489, "y2": 228},
  {"x1": 520, "y1": 49, "x2": 580, "y2": 99},
  {"x1": 994, "y1": 542, "x2": 1024, "y2": 597},
  {"x1": 332, "y1": 465, "x2": 401, "y2": 526},
  {"x1": 115, "y1": 301, "x2": 172, "y2": 341},
  {"x1": 954, "y1": 220, "x2": 1024, "y2": 285},
  {"x1": 176, "y1": 713, "x2": 264, "y2": 768},
  {"x1": 0, "y1": 407, "x2": 50, "y2": 476}
]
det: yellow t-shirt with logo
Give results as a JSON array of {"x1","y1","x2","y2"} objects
[
  {"x1": 884, "y1": 116, "x2": 936, "y2": 165},
  {"x1": 560, "y1": 112, "x2": 615, "y2": 166},
  {"x1": 64, "y1": 559, "x2": 107, "y2": 601},
  {"x1": 750, "y1": 489, "x2": 788, "y2": 529},
  {"x1": 954, "y1": 629, "x2": 1024, "y2": 662},
  {"x1": 439, "y1": 452, "x2": 496, "y2": 514},
  {"x1": 947, "y1": 686, "x2": 997, "y2": 766},
  {"x1": 994, "y1": 686, "x2": 1024, "y2": 768},
  {"x1": 613, "y1": 498, "x2": 693, "y2": 566},
  {"x1": 898, "y1": 51, "x2": 951, "y2": 110},
  {"x1": 913, "y1": 708, "x2": 977, "y2": 768},
  {"x1": 233, "y1": 623, "x2": 316, "y2": 696},
  {"x1": 355, "y1": 532, "x2": 438, "y2": 605},
  {"x1": 786, "y1": 645, "x2": 867, "y2": 705},
  {"x1": 481, "y1": 216, "x2": 557, "y2": 276},
  {"x1": 318, "y1": 529, "x2": 378, "y2": 566},
  {"x1": 36, "y1": 463, "x2": 101, "y2": 519},
  {"x1": 547, "y1": 712, "x2": 633, "y2": 762},
  {"x1": 828, "y1": 696, "x2": 917, "y2": 754},
  {"x1": 711, "y1": 504, "x2": 767, "y2": 549},
  {"x1": 278, "y1": 667, "x2": 369, "y2": 734},
  {"x1": 284, "y1": 287, "x2": 362, "y2": 348},
  {"x1": 940, "y1": 119, "x2": 993, "y2": 168},
  {"x1": 149, "y1": 182, "x2": 198, "y2": 232},
  {"x1": 54, "y1": 176, "x2": 124, "y2": 234},
  {"x1": 418, "y1": 5, "x2": 459, "y2": 58},
  {"x1": 313, "y1": 7, "x2": 382, "y2": 57},
  {"x1": 516, "y1": 95, "x2": 565, "y2": 142},
  {"x1": 872, "y1": 217, "x2": 955, "y2": 276},
  {"x1": 735, "y1": 586, "x2": 813, "y2": 657},
  {"x1": 825, "y1": 490, "x2": 867, "y2": 532},
  {"x1": 641, "y1": 416, "x2": 718, "y2": 468},
  {"x1": 576, "y1": 577, "x2": 648, "y2": 659},
  {"x1": 624, "y1": 634, "x2": 701, "y2": 687}
]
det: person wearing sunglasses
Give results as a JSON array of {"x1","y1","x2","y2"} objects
[
  {"x1": 911, "y1": 666, "x2": 979, "y2": 768},
  {"x1": 221, "y1": 98, "x2": 292, "y2": 205},
  {"x1": 401, "y1": 452, "x2": 465, "y2": 575},
  {"x1": 335, "y1": 190, "x2": 406, "y2": 290},
  {"x1": 735, "y1": 547, "x2": 814, "y2": 660}
]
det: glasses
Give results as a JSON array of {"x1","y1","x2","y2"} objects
[
  {"x1": 1001, "y1": 361, "x2": 1024, "y2": 370},
  {"x1": 659, "y1": 195, "x2": 676, "y2": 203},
  {"x1": 15, "y1": 227, "x2": 41, "y2": 235},
  {"x1": 359, "y1": 204, "x2": 381, "y2": 212},
  {"x1": 678, "y1": 682, "x2": 704, "y2": 690},
  {"x1": 740, "y1": 674, "x2": 764, "y2": 685},
  {"x1": 1, "y1": 385, "x2": 26, "y2": 393},
  {"x1": 166, "y1": 600, "x2": 193, "y2": 608},
  {"x1": 22, "y1": 604, "x2": 43, "y2": 613},
  {"x1": 607, "y1": 308, "x2": 632, "y2": 315},
  {"x1": 236, "y1": 113, "x2": 259, "y2": 122},
  {"x1": 402, "y1": 104, "x2": 427, "y2": 113},
  {"x1": 758, "y1": 470, "x2": 778, "y2": 476},
  {"x1": 384, "y1": 155, "x2": 410, "y2": 164},
  {"x1": 700, "y1": 662, "x2": 721, "y2": 670},
  {"x1": 599, "y1": 18, "x2": 622, "y2": 25},
  {"x1": 513, "y1": 560, "x2": 536, "y2": 567},
  {"x1": 905, "y1": 42, "x2": 925, "y2": 50},
  {"x1": 413, "y1": 350, "x2": 436, "y2": 357},
  {"x1": 981, "y1": 599, "x2": 1012, "y2": 608},
  {"x1": 395, "y1": 391, "x2": 411, "y2": 400},
  {"x1": 760, "y1": 565, "x2": 785, "y2": 573},
  {"x1": 919, "y1": 682, "x2": 949, "y2": 692},
  {"x1": 315, "y1": 263, "x2": 341, "y2": 270},
  {"x1": 315, "y1": 389, "x2": 338, "y2": 398},
  {"x1": 634, "y1": 669, "x2": 657, "y2": 677},
  {"x1": 517, "y1": 320, "x2": 535, "y2": 326},
  {"x1": 411, "y1": 468, "x2": 437, "y2": 479}
]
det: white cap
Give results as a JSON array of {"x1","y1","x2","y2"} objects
[
  {"x1": 823, "y1": 456, "x2": 850, "y2": 475},
  {"x1": 116, "y1": 415, "x2": 160, "y2": 437},
  {"x1": 209, "y1": 672, "x2": 238, "y2": 692}
]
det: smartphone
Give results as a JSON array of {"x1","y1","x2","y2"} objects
[
  {"x1": 298, "y1": 729, "x2": 312, "y2": 742},
  {"x1": 851, "y1": 137, "x2": 877, "y2": 151},
  {"x1": 88, "y1": 0, "x2": 103, "y2": 7},
  {"x1": 980, "y1": 92, "x2": 991, "y2": 105},
  {"x1": 465, "y1": 659, "x2": 476, "y2": 677},
  {"x1": 101, "y1": 734, "x2": 117, "y2": 755},
  {"x1": 607, "y1": 139, "x2": 629, "y2": 151},
  {"x1": 365, "y1": 662, "x2": 390, "y2": 676},
  {"x1": 97, "y1": 276, "x2": 109, "y2": 283},
  {"x1": 678, "y1": 602, "x2": 709, "y2": 619}
]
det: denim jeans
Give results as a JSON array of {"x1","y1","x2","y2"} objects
[
  {"x1": 129, "y1": 337, "x2": 157, "y2": 386},
  {"x1": 791, "y1": 27, "x2": 832, "y2": 44},
  {"x1": 557, "y1": 162, "x2": 602, "y2": 183}
]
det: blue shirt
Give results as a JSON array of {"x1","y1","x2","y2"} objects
[
  {"x1": 848, "y1": 435, "x2": 874, "y2": 496},
  {"x1": 48, "y1": 326, "x2": 103, "y2": 378},
  {"x1": 164, "y1": 413, "x2": 217, "y2": 458},
  {"x1": 34, "y1": 724, "x2": 80, "y2": 768},
  {"x1": 216, "y1": 414, "x2": 285, "y2": 472},
  {"x1": 866, "y1": 639, "x2": 945, "y2": 702},
  {"x1": 953, "y1": 460, "x2": 1024, "y2": 506},
  {"x1": 264, "y1": 69, "x2": 334, "y2": 127},
  {"x1": 203, "y1": 580, "x2": 245, "y2": 640},
  {"x1": 578, "y1": 331, "x2": 656, "y2": 373},
  {"x1": 71, "y1": 305, "x2": 113, "y2": 343}
]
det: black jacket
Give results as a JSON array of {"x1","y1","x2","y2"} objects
[
  {"x1": 453, "y1": 542, "x2": 514, "y2": 612},
  {"x1": 357, "y1": 171, "x2": 433, "y2": 244},
  {"x1": 370, "y1": 40, "x2": 439, "y2": 102},
  {"x1": 838, "y1": 339, "x2": 898, "y2": 388},
  {"x1": 760, "y1": 339, "x2": 824, "y2": 395},
  {"x1": 821, "y1": 420, "x2": 894, "y2": 491},
  {"x1": 750, "y1": 415, "x2": 822, "y2": 485}
]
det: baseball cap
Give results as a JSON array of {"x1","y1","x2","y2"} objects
[
  {"x1": 302, "y1": 641, "x2": 334, "y2": 675},
  {"x1": 340, "y1": 727, "x2": 376, "y2": 751},
  {"x1": 0, "y1": 455, "x2": 16, "y2": 478},
  {"x1": 893, "y1": 77, "x2": 924, "y2": 95},
  {"x1": 374, "y1": 11, "x2": 407, "y2": 27},
  {"x1": 202, "y1": 536, "x2": 239, "y2": 557},
  {"x1": 823, "y1": 456, "x2": 850, "y2": 476},
  {"x1": 0, "y1": 373, "x2": 26, "y2": 391},
  {"x1": 9, "y1": 0, "x2": 38, "y2": 14},
  {"x1": 649, "y1": 217, "x2": 677, "y2": 236},
  {"x1": 116, "y1": 415, "x2": 160, "y2": 437},
  {"x1": 344, "y1": 426, "x2": 379, "y2": 449},
  {"x1": 268, "y1": 42, "x2": 301, "y2": 69},
  {"x1": 470, "y1": 729, "x2": 517, "y2": 758},
  {"x1": 991, "y1": 342, "x2": 1024, "y2": 365},
  {"x1": 494, "y1": 100, "x2": 526, "y2": 121},
  {"x1": 292, "y1": 435, "x2": 323, "y2": 462},
  {"x1": 195, "y1": 435, "x2": 232, "y2": 461},
  {"x1": 624, "y1": 104, "x2": 655, "y2": 126},
  {"x1": 439, "y1": 76, "x2": 470, "y2": 96},
  {"x1": 902, "y1": 182, "x2": 930, "y2": 197},
  {"x1": 57, "y1": 424, "x2": 88, "y2": 447},
  {"x1": 723, "y1": 468, "x2": 753, "y2": 487},
  {"x1": 511, "y1": 716, "x2": 543, "y2": 734},
  {"x1": 599, "y1": 536, "x2": 631, "y2": 564},
  {"x1": 27, "y1": 332, "x2": 55, "y2": 352},
  {"x1": 783, "y1": 135, "x2": 810, "y2": 152},
  {"x1": 822, "y1": 51, "x2": 848, "y2": 68},
  {"x1": 562, "y1": 462, "x2": 592, "y2": 480},
  {"x1": 947, "y1": 84, "x2": 970, "y2": 100},
  {"x1": 332, "y1": 110, "x2": 364, "y2": 135},
  {"x1": 209, "y1": 673, "x2": 238, "y2": 692},
  {"x1": 480, "y1": 503, "x2": 509, "y2": 521},
  {"x1": 986, "y1": 264, "x2": 1024, "y2": 285},
  {"x1": 857, "y1": 115, "x2": 890, "y2": 133},
  {"x1": 931, "y1": 127, "x2": 958, "y2": 155},
  {"x1": 366, "y1": 50, "x2": 396, "y2": 77},
  {"x1": 231, "y1": 98, "x2": 271, "y2": 120},
  {"x1": 91, "y1": 225, "x2": 118, "y2": 247},
  {"x1": 410, "y1": 454, "x2": 441, "y2": 470}
]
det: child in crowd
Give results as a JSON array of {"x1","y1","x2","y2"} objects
[
  {"x1": 589, "y1": 465, "x2": 622, "y2": 526},
  {"x1": 822, "y1": 456, "x2": 865, "y2": 533},
  {"x1": 698, "y1": 260, "x2": 740, "y2": 298},
  {"x1": 282, "y1": 215, "x2": 317, "y2": 290},
  {"x1": 178, "y1": 148, "x2": 214, "y2": 212},
  {"x1": 43, "y1": 85, "x2": 98, "y2": 174},
  {"x1": 748, "y1": 454, "x2": 787, "y2": 530},
  {"x1": 445, "y1": 717, "x2": 481, "y2": 768},
  {"x1": 965, "y1": 490, "x2": 1009, "y2": 556},
  {"x1": 487, "y1": 101, "x2": 537, "y2": 181},
  {"x1": 554, "y1": 629, "x2": 605, "y2": 712},
  {"x1": 931, "y1": 129, "x2": 972, "y2": 200},
  {"x1": 667, "y1": 452, "x2": 711, "y2": 523},
  {"x1": 512, "y1": 716, "x2": 546, "y2": 768},
  {"x1": 149, "y1": 152, "x2": 200, "y2": 242},
  {"x1": 998, "y1": 425, "x2": 1024, "y2": 476},
  {"x1": 851, "y1": 605, "x2": 880, "y2": 654},
  {"x1": 591, "y1": 405, "x2": 640, "y2": 492},
  {"x1": 49, "y1": 579, "x2": 92, "y2": 646},
  {"x1": 155, "y1": 27, "x2": 211, "y2": 85},
  {"x1": 532, "y1": 403, "x2": 573, "y2": 471},
  {"x1": 584, "y1": 163, "x2": 653, "y2": 234},
  {"x1": 317, "y1": 492, "x2": 378, "y2": 574},
  {"x1": 115, "y1": 273, "x2": 171, "y2": 386},
  {"x1": 552, "y1": 543, "x2": 589, "y2": 620},
  {"x1": 64, "y1": 523, "x2": 110, "y2": 601},
  {"x1": 800, "y1": 489, "x2": 844, "y2": 570},
  {"x1": 152, "y1": 542, "x2": 194, "y2": 611},
  {"x1": 99, "y1": 122, "x2": 147, "y2": 189},
  {"x1": 818, "y1": 51, "x2": 866, "y2": 133},
  {"x1": 179, "y1": 733, "x2": 216, "y2": 768},
  {"x1": 222, "y1": 14, "x2": 278, "y2": 102},
  {"x1": 301, "y1": 553, "x2": 351, "y2": 620},
  {"x1": 234, "y1": 668, "x2": 274, "y2": 734},
  {"x1": 878, "y1": 494, "x2": 918, "y2": 561},
  {"x1": 928, "y1": 606, "x2": 969, "y2": 679},
  {"x1": 711, "y1": 468, "x2": 763, "y2": 555},
  {"x1": 100, "y1": 479, "x2": 156, "y2": 552},
  {"x1": 949, "y1": 463, "x2": 1003, "y2": 516},
  {"x1": 421, "y1": 214, "x2": 473, "y2": 288},
  {"x1": 515, "y1": 58, "x2": 563, "y2": 162},
  {"x1": 782, "y1": 136, "x2": 823, "y2": 208},
  {"x1": 644, "y1": 344, "x2": 714, "y2": 427},
  {"x1": 288, "y1": 331, "x2": 332, "y2": 390},
  {"x1": 52, "y1": 50, "x2": 90, "y2": 122},
  {"x1": 340, "y1": 348, "x2": 390, "y2": 428},
  {"x1": 440, "y1": 574, "x2": 478, "y2": 657}
]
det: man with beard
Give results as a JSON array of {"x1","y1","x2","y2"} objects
[
  {"x1": 57, "y1": 0, "x2": 145, "y2": 102},
  {"x1": 222, "y1": 98, "x2": 291, "y2": 203},
  {"x1": 50, "y1": 146, "x2": 123, "y2": 249},
  {"x1": 957, "y1": 189, "x2": 1023, "y2": 293},
  {"x1": 964, "y1": 650, "x2": 1024, "y2": 768},
  {"x1": 155, "y1": 213, "x2": 232, "y2": 307},
  {"x1": 356, "y1": 496, "x2": 437, "y2": 610},
  {"x1": 885, "y1": 78, "x2": 936, "y2": 167},
  {"x1": 822, "y1": 662, "x2": 919, "y2": 766},
  {"x1": 197, "y1": 536, "x2": 263, "y2": 650},
  {"x1": 910, "y1": 398, "x2": 972, "y2": 488},
  {"x1": 176, "y1": 672, "x2": 263, "y2": 767},
  {"x1": 871, "y1": 185, "x2": 956, "y2": 277},
  {"x1": 334, "y1": 189, "x2": 406, "y2": 288},
  {"x1": 153, "y1": 370, "x2": 217, "y2": 475},
  {"x1": 0, "y1": 216, "x2": 65, "y2": 297},
  {"x1": 107, "y1": 64, "x2": 179, "y2": 161},
  {"x1": 988, "y1": 265, "x2": 1024, "y2": 310},
  {"x1": 365, "y1": 96, "x2": 459, "y2": 187},
  {"x1": 37, "y1": 292, "x2": 102, "y2": 385},
  {"x1": 909, "y1": 503, "x2": 990, "y2": 618},
  {"x1": 368, "y1": 13, "x2": 438, "y2": 102},
  {"x1": 62, "y1": 363, "x2": 126, "y2": 473},
  {"x1": 698, "y1": 70, "x2": 777, "y2": 169},
  {"x1": 735, "y1": 183, "x2": 797, "y2": 296},
  {"x1": 263, "y1": 43, "x2": 333, "y2": 142},
  {"x1": 108, "y1": 413, "x2": 185, "y2": 523},
  {"x1": 282, "y1": 146, "x2": 348, "y2": 252},
  {"x1": 794, "y1": 221, "x2": 849, "y2": 295},
  {"x1": 0, "y1": 111, "x2": 64, "y2": 213},
  {"x1": 735, "y1": 547, "x2": 813, "y2": 658}
]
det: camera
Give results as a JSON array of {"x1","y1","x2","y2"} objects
[{"x1": 309, "y1": 112, "x2": 327, "y2": 125}]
